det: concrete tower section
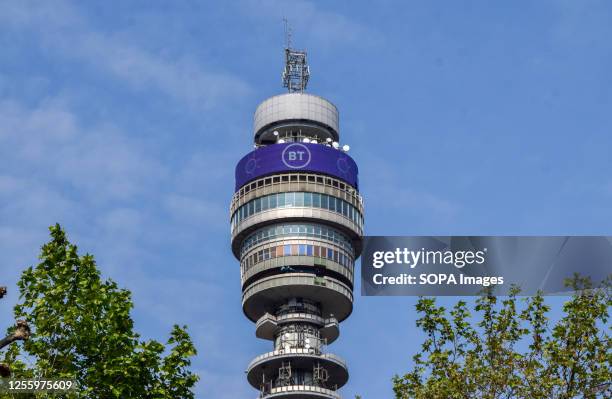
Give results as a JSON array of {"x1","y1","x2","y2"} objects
[{"x1": 231, "y1": 48, "x2": 363, "y2": 398}]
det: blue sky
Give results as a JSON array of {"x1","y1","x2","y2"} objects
[{"x1": 1, "y1": 1, "x2": 611, "y2": 397}]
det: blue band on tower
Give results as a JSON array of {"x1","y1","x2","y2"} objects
[{"x1": 235, "y1": 142, "x2": 359, "y2": 191}]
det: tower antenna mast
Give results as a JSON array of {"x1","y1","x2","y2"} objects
[{"x1": 282, "y1": 19, "x2": 310, "y2": 93}]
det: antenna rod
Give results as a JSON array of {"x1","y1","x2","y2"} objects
[{"x1": 283, "y1": 17, "x2": 292, "y2": 49}]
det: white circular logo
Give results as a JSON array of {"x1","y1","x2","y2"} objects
[{"x1": 282, "y1": 143, "x2": 311, "y2": 169}]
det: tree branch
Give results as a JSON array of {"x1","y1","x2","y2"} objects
[{"x1": 0, "y1": 320, "x2": 31, "y2": 350}]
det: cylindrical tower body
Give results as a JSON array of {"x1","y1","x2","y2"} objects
[{"x1": 231, "y1": 92, "x2": 363, "y2": 398}]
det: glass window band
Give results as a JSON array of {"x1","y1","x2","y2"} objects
[{"x1": 231, "y1": 192, "x2": 364, "y2": 231}]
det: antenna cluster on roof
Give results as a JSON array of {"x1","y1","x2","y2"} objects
[
  {"x1": 282, "y1": 18, "x2": 310, "y2": 93},
  {"x1": 271, "y1": 131, "x2": 350, "y2": 152}
]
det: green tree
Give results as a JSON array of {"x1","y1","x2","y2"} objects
[
  {"x1": 1, "y1": 224, "x2": 199, "y2": 398},
  {"x1": 393, "y1": 278, "x2": 611, "y2": 399}
]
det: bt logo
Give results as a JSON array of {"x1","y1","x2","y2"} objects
[{"x1": 282, "y1": 143, "x2": 311, "y2": 169}]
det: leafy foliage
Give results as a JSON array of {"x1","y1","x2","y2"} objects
[
  {"x1": 393, "y1": 279, "x2": 611, "y2": 399},
  {"x1": 1, "y1": 224, "x2": 199, "y2": 398}
]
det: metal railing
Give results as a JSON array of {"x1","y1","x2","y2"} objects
[
  {"x1": 247, "y1": 348, "x2": 347, "y2": 372},
  {"x1": 260, "y1": 384, "x2": 341, "y2": 398}
]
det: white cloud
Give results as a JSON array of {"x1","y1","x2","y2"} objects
[
  {"x1": 0, "y1": 99, "x2": 164, "y2": 202},
  {"x1": 0, "y1": 95, "x2": 242, "y2": 397},
  {"x1": 0, "y1": 175, "x2": 26, "y2": 193},
  {"x1": 549, "y1": 0, "x2": 612, "y2": 47},
  {"x1": 70, "y1": 32, "x2": 251, "y2": 110},
  {"x1": 0, "y1": 99, "x2": 77, "y2": 142},
  {"x1": 361, "y1": 154, "x2": 458, "y2": 217},
  {"x1": 97, "y1": 208, "x2": 144, "y2": 238},
  {"x1": 0, "y1": 2, "x2": 255, "y2": 396},
  {"x1": 0, "y1": 97, "x2": 162, "y2": 291},
  {"x1": 0, "y1": 0, "x2": 251, "y2": 110},
  {"x1": 164, "y1": 194, "x2": 226, "y2": 230},
  {"x1": 241, "y1": 0, "x2": 382, "y2": 49},
  {"x1": 0, "y1": 89, "x2": 251, "y2": 394},
  {"x1": 0, "y1": 0, "x2": 80, "y2": 29}
]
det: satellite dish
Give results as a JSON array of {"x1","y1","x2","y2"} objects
[
  {"x1": 332, "y1": 142, "x2": 339, "y2": 149},
  {"x1": 342, "y1": 144, "x2": 350, "y2": 152},
  {"x1": 273, "y1": 131, "x2": 279, "y2": 136}
]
